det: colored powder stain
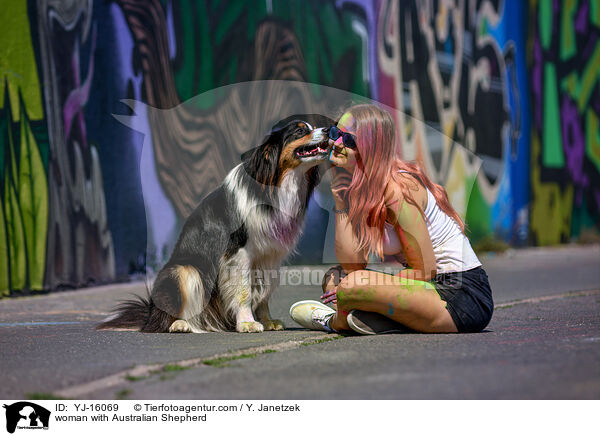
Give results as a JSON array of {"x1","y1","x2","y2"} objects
[
  {"x1": 424, "y1": 281, "x2": 436, "y2": 291},
  {"x1": 399, "y1": 277, "x2": 416, "y2": 288},
  {"x1": 354, "y1": 288, "x2": 376, "y2": 302},
  {"x1": 387, "y1": 303, "x2": 394, "y2": 316},
  {"x1": 237, "y1": 289, "x2": 250, "y2": 304},
  {"x1": 336, "y1": 289, "x2": 347, "y2": 304},
  {"x1": 396, "y1": 293, "x2": 409, "y2": 310},
  {"x1": 337, "y1": 112, "x2": 355, "y2": 130}
]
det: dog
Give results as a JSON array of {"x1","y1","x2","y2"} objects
[{"x1": 97, "y1": 115, "x2": 333, "y2": 333}]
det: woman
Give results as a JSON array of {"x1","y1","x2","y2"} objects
[{"x1": 290, "y1": 104, "x2": 493, "y2": 334}]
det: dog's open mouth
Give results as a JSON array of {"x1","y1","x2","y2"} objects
[{"x1": 294, "y1": 142, "x2": 330, "y2": 159}]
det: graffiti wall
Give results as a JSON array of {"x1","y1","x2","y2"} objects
[
  {"x1": 375, "y1": 0, "x2": 529, "y2": 244},
  {"x1": 0, "y1": 0, "x2": 594, "y2": 295},
  {"x1": 529, "y1": 0, "x2": 600, "y2": 245}
]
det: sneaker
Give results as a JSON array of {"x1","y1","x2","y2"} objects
[
  {"x1": 289, "y1": 300, "x2": 336, "y2": 332},
  {"x1": 347, "y1": 310, "x2": 411, "y2": 335}
]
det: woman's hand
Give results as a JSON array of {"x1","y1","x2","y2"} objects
[
  {"x1": 321, "y1": 265, "x2": 346, "y2": 307},
  {"x1": 330, "y1": 167, "x2": 353, "y2": 209},
  {"x1": 321, "y1": 288, "x2": 337, "y2": 305}
]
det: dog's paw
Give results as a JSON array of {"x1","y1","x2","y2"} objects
[
  {"x1": 236, "y1": 321, "x2": 265, "y2": 333},
  {"x1": 261, "y1": 319, "x2": 285, "y2": 331},
  {"x1": 169, "y1": 319, "x2": 192, "y2": 333}
]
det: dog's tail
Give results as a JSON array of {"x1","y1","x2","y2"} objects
[
  {"x1": 96, "y1": 292, "x2": 173, "y2": 332},
  {"x1": 95, "y1": 293, "x2": 173, "y2": 332},
  {"x1": 96, "y1": 278, "x2": 176, "y2": 333}
]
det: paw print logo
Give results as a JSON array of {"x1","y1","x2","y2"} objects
[{"x1": 287, "y1": 270, "x2": 302, "y2": 286}]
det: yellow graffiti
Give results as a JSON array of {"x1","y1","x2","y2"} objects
[
  {"x1": 0, "y1": 0, "x2": 44, "y2": 121},
  {"x1": 530, "y1": 133, "x2": 574, "y2": 245}
]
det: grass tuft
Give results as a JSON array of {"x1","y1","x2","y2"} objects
[
  {"x1": 162, "y1": 364, "x2": 189, "y2": 372},
  {"x1": 115, "y1": 389, "x2": 131, "y2": 400},
  {"x1": 203, "y1": 353, "x2": 258, "y2": 368},
  {"x1": 300, "y1": 335, "x2": 342, "y2": 346},
  {"x1": 26, "y1": 392, "x2": 67, "y2": 400},
  {"x1": 125, "y1": 375, "x2": 146, "y2": 382}
]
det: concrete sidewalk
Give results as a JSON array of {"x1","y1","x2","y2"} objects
[{"x1": 1, "y1": 245, "x2": 599, "y2": 399}]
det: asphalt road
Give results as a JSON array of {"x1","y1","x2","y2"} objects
[{"x1": 1, "y1": 245, "x2": 599, "y2": 400}]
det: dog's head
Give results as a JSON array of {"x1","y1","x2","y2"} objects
[{"x1": 242, "y1": 114, "x2": 333, "y2": 187}]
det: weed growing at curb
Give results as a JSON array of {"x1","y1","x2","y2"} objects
[
  {"x1": 115, "y1": 389, "x2": 131, "y2": 400},
  {"x1": 162, "y1": 364, "x2": 188, "y2": 372},
  {"x1": 26, "y1": 392, "x2": 67, "y2": 400},
  {"x1": 300, "y1": 335, "x2": 342, "y2": 346},
  {"x1": 125, "y1": 375, "x2": 146, "y2": 382},
  {"x1": 203, "y1": 353, "x2": 258, "y2": 368}
]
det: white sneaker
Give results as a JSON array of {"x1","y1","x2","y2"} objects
[{"x1": 289, "y1": 300, "x2": 336, "y2": 332}]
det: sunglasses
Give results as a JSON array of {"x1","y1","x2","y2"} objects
[{"x1": 329, "y1": 126, "x2": 357, "y2": 150}]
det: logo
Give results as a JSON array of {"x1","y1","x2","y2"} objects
[{"x1": 3, "y1": 402, "x2": 50, "y2": 434}]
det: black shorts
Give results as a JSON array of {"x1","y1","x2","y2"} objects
[{"x1": 432, "y1": 266, "x2": 494, "y2": 333}]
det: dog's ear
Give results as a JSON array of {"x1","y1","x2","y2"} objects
[
  {"x1": 241, "y1": 146, "x2": 258, "y2": 162},
  {"x1": 243, "y1": 129, "x2": 283, "y2": 187},
  {"x1": 240, "y1": 124, "x2": 285, "y2": 162}
]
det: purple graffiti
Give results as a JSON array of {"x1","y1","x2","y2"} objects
[
  {"x1": 582, "y1": 33, "x2": 598, "y2": 61},
  {"x1": 561, "y1": 96, "x2": 589, "y2": 205},
  {"x1": 575, "y1": 0, "x2": 589, "y2": 34},
  {"x1": 63, "y1": 25, "x2": 97, "y2": 148}
]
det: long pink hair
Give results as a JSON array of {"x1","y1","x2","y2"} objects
[{"x1": 341, "y1": 104, "x2": 465, "y2": 258}]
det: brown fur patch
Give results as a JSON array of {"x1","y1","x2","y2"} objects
[{"x1": 175, "y1": 265, "x2": 202, "y2": 318}]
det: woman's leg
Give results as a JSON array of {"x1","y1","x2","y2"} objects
[{"x1": 329, "y1": 270, "x2": 458, "y2": 333}]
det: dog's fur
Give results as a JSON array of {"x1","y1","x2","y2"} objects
[{"x1": 97, "y1": 115, "x2": 332, "y2": 333}]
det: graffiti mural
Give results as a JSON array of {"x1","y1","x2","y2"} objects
[
  {"x1": 1, "y1": 0, "x2": 49, "y2": 296},
  {"x1": 111, "y1": 0, "x2": 369, "y2": 269},
  {"x1": 2, "y1": 0, "x2": 593, "y2": 296},
  {"x1": 37, "y1": 0, "x2": 115, "y2": 289},
  {"x1": 529, "y1": 0, "x2": 600, "y2": 245},
  {"x1": 375, "y1": 0, "x2": 529, "y2": 243}
]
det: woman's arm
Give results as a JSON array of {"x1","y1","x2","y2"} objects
[
  {"x1": 384, "y1": 178, "x2": 437, "y2": 282},
  {"x1": 334, "y1": 211, "x2": 368, "y2": 273},
  {"x1": 330, "y1": 168, "x2": 368, "y2": 273}
]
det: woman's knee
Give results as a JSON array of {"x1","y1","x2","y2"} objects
[{"x1": 336, "y1": 270, "x2": 376, "y2": 306}]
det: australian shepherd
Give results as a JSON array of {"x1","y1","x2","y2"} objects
[{"x1": 97, "y1": 115, "x2": 332, "y2": 333}]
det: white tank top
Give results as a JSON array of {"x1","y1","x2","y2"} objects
[{"x1": 383, "y1": 171, "x2": 481, "y2": 274}]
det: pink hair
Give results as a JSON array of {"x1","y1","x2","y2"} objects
[{"x1": 341, "y1": 104, "x2": 465, "y2": 259}]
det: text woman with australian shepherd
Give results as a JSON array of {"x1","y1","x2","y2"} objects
[{"x1": 290, "y1": 104, "x2": 494, "y2": 334}]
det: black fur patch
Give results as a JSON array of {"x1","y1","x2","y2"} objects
[{"x1": 224, "y1": 225, "x2": 248, "y2": 259}]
